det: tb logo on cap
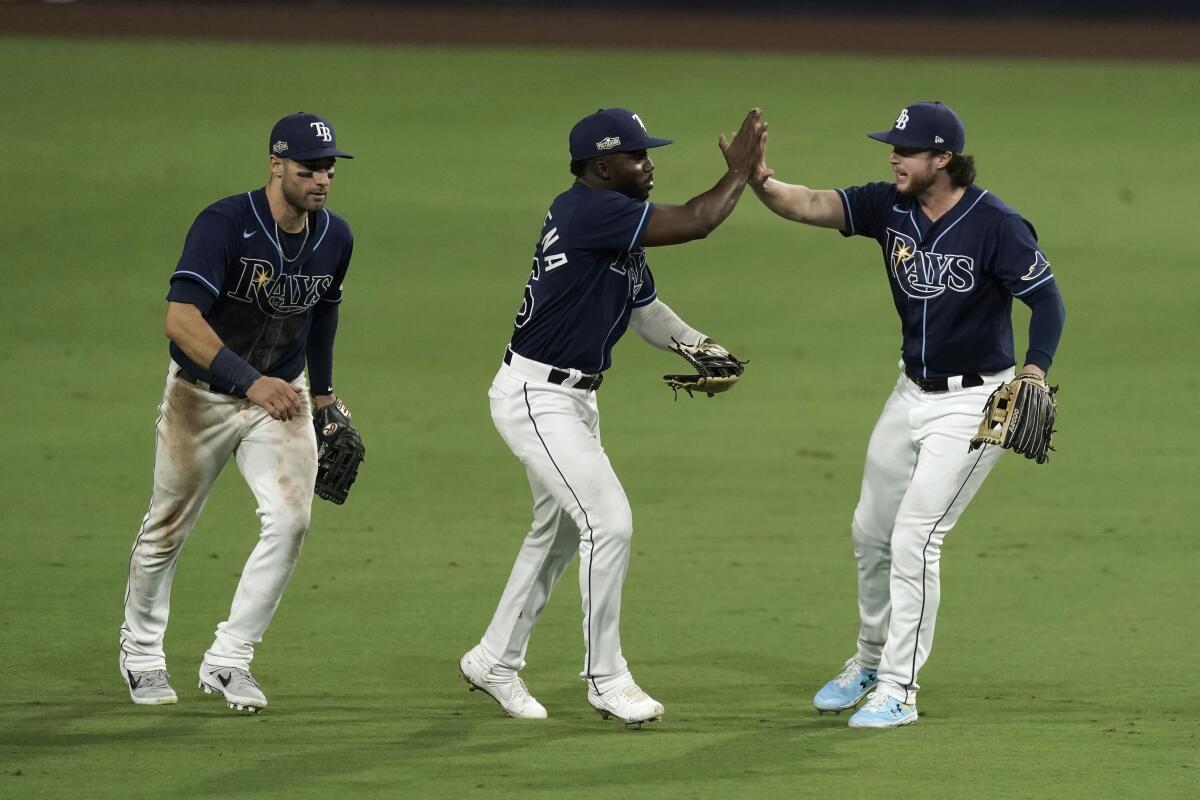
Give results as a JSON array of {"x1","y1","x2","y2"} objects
[
  {"x1": 894, "y1": 108, "x2": 910, "y2": 130},
  {"x1": 310, "y1": 121, "x2": 332, "y2": 142}
]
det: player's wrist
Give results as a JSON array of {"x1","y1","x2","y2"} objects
[{"x1": 209, "y1": 346, "x2": 262, "y2": 394}]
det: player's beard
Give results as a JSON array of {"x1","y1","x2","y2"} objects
[
  {"x1": 281, "y1": 179, "x2": 326, "y2": 213},
  {"x1": 897, "y1": 168, "x2": 937, "y2": 198},
  {"x1": 619, "y1": 175, "x2": 651, "y2": 201}
]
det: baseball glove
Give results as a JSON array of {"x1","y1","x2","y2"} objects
[
  {"x1": 663, "y1": 338, "x2": 747, "y2": 399},
  {"x1": 313, "y1": 398, "x2": 365, "y2": 504},
  {"x1": 969, "y1": 373, "x2": 1058, "y2": 464}
]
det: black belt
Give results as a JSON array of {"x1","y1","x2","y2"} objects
[
  {"x1": 906, "y1": 368, "x2": 984, "y2": 393},
  {"x1": 504, "y1": 348, "x2": 603, "y2": 391}
]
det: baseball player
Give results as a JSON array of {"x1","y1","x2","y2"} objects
[
  {"x1": 751, "y1": 102, "x2": 1066, "y2": 728},
  {"x1": 119, "y1": 112, "x2": 356, "y2": 712},
  {"x1": 459, "y1": 107, "x2": 767, "y2": 725}
]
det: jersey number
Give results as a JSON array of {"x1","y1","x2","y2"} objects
[{"x1": 514, "y1": 218, "x2": 567, "y2": 329}]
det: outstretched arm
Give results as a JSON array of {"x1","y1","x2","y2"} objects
[
  {"x1": 747, "y1": 130, "x2": 845, "y2": 229},
  {"x1": 641, "y1": 108, "x2": 767, "y2": 246},
  {"x1": 753, "y1": 178, "x2": 846, "y2": 229}
]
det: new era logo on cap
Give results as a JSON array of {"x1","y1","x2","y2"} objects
[
  {"x1": 569, "y1": 108, "x2": 673, "y2": 161},
  {"x1": 268, "y1": 112, "x2": 354, "y2": 160},
  {"x1": 868, "y1": 101, "x2": 965, "y2": 154}
]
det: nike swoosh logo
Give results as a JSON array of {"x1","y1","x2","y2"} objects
[
  {"x1": 217, "y1": 672, "x2": 233, "y2": 687},
  {"x1": 128, "y1": 672, "x2": 141, "y2": 689},
  {"x1": 893, "y1": 204, "x2": 908, "y2": 212},
  {"x1": 243, "y1": 230, "x2": 257, "y2": 239}
]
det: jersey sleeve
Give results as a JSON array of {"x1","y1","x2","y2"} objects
[
  {"x1": 993, "y1": 214, "x2": 1056, "y2": 297},
  {"x1": 322, "y1": 230, "x2": 353, "y2": 305},
  {"x1": 573, "y1": 190, "x2": 652, "y2": 252},
  {"x1": 837, "y1": 182, "x2": 896, "y2": 240},
  {"x1": 167, "y1": 208, "x2": 237, "y2": 310}
]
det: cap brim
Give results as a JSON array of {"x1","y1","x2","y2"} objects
[
  {"x1": 868, "y1": 130, "x2": 909, "y2": 147},
  {"x1": 614, "y1": 136, "x2": 673, "y2": 153},
  {"x1": 283, "y1": 147, "x2": 355, "y2": 160},
  {"x1": 867, "y1": 130, "x2": 958, "y2": 153}
]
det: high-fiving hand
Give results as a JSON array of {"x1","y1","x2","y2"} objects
[{"x1": 718, "y1": 108, "x2": 768, "y2": 180}]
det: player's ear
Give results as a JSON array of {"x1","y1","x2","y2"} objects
[
  {"x1": 591, "y1": 157, "x2": 611, "y2": 180},
  {"x1": 269, "y1": 155, "x2": 285, "y2": 179},
  {"x1": 934, "y1": 151, "x2": 953, "y2": 170}
]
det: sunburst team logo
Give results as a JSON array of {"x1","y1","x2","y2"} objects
[
  {"x1": 884, "y1": 228, "x2": 975, "y2": 299},
  {"x1": 226, "y1": 257, "x2": 333, "y2": 314}
]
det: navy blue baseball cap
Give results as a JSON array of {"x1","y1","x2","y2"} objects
[
  {"x1": 269, "y1": 112, "x2": 354, "y2": 160},
  {"x1": 569, "y1": 108, "x2": 673, "y2": 161},
  {"x1": 868, "y1": 101, "x2": 965, "y2": 154}
]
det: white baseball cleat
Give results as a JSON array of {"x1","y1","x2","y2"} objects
[
  {"x1": 122, "y1": 666, "x2": 178, "y2": 705},
  {"x1": 587, "y1": 681, "x2": 664, "y2": 727},
  {"x1": 458, "y1": 647, "x2": 548, "y2": 719},
  {"x1": 198, "y1": 661, "x2": 268, "y2": 713}
]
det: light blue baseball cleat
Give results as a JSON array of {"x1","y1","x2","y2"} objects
[
  {"x1": 812, "y1": 660, "x2": 879, "y2": 713},
  {"x1": 847, "y1": 690, "x2": 918, "y2": 729}
]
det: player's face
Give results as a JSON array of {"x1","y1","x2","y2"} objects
[
  {"x1": 277, "y1": 157, "x2": 336, "y2": 212},
  {"x1": 606, "y1": 150, "x2": 655, "y2": 200},
  {"x1": 889, "y1": 147, "x2": 946, "y2": 196}
]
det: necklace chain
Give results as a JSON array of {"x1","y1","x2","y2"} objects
[{"x1": 274, "y1": 215, "x2": 309, "y2": 264}]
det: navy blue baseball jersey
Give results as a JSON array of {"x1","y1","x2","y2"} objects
[
  {"x1": 509, "y1": 182, "x2": 657, "y2": 373},
  {"x1": 838, "y1": 182, "x2": 1056, "y2": 379},
  {"x1": 167, "y1": 188, "x2": 352, "y2": 390}
]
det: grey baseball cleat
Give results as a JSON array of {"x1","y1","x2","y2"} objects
[
  {"x1": 587, "y1": 681, "x2": 664, "y2": 728},
  {"x1": 198, "y1": 662, "x2": 268, "y2": 713},
  {"x1": 458, "y1": 647, "x2": 548, "y2": 719},
  {"x1": 122, "y1": 667, "x2": 178, "y2": 705}
]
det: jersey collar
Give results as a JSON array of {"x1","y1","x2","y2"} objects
[{"x1": 245, "y1": 188, "x2": 331, "y2": 270}]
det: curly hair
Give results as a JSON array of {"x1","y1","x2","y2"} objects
[{"x1": 946, "y1": 153, "x2": 976, "y2": 187}]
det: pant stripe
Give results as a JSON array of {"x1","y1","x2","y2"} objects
[
  {"x1": 122, "y1": 404, "x2": 165, "y2": 624},
  {"x1": 521, "y1": 384, "x2": 601, "y2": 693},
  {"x1": 905, "y1": 446, "x2": 987, "y2": 693}
]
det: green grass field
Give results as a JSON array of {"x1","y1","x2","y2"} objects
[{"x1": 1, "y1": 36, "x2": 1198, "y2": 798}]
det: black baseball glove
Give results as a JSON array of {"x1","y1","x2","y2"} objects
[
  {"x1": 662, "y1": 338, "x2": 748, "y2": 399},
  {"x1": 313, "y1": 398, "x2": 365, "y2": 504},
  {"x1": 969, "y1": 373, "x2": 1058, "y2": 464}
]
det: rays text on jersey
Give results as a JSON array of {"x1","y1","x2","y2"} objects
[
  {"x1": 885, "y1": 228, "x2": 975, "y2": 299},
  {"x1": 226, "y1": 257, "x2": 333, "y2": 314}
]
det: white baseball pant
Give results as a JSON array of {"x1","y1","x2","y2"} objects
[
  {"x1": 477, "y1": 354, "x2": 634, "y2": 694},
  {"x1": 120, "y1": 362, "x2": 317, "y2": 673},
  {"x1": 852, "y1": 366, "x2": 1013, "y2": 704}
]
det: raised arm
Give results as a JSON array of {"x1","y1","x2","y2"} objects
[
  {"x1": 747, "y1": 130, "x2": 845, "y2": 229},
  {"x1": 641, "y1": 108, "x2": 767, "y2": 246},
  {"x1": 753, "y1": 179, "x2": 846, "y2": 229}
]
